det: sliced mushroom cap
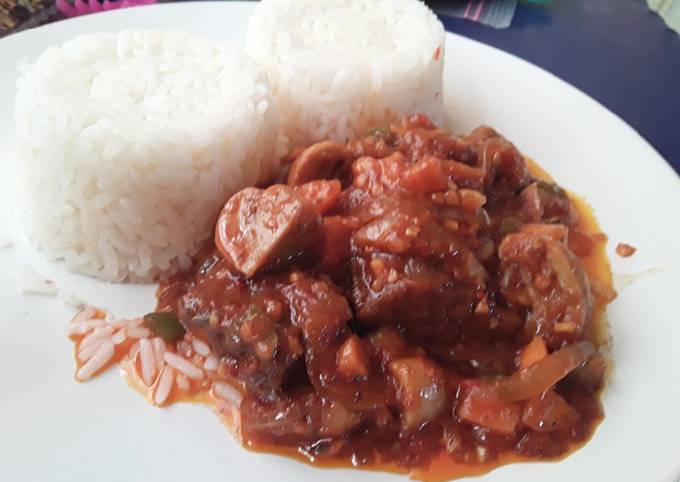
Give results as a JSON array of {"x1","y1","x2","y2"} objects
[
  {"x1": 287, "y1": 140, "x2": 352, "y2": 186},
  {"x1": 215, "y1": 185, "x2": 321, "y2": 277}
]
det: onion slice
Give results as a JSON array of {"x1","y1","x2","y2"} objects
[{"x1": 496, "y1": 341, "x2": 595, "y2": 402}]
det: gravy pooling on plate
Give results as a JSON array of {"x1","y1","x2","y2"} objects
[{"x1": 75, "y1": 114, "x2": 613, "y2": 480}]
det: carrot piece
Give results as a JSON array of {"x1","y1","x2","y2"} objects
[
  {"x1": 337, "y1": 335, "x2": 369, "y2": 379},
  {"x1": 518, "y1": 336, "x2": 548, "y2": 371}
]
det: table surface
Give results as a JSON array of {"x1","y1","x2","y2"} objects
[{"x1": 440, "y1": 0, "x2": 680, "y2": 174}]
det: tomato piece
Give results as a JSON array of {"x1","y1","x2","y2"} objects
[
  {"x1": 568, "y1": 228, "x2": 594, "y2": 257},
  {"x1": 457, "y1": 381, "x2": 521, "y2": 435},
  {"x1": 295, "y1": 179, "x2": 342, "y2": 214},
  {"x1": 401, "y1": 155, "x2": 448, "y2": 193},
  {"x1": 352, "y1": 152, "x2": 408, "y2": 196}
]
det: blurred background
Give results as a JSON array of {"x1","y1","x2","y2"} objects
[{"x1": 2, "y1": 0, "x2": 679, "y2": 173}]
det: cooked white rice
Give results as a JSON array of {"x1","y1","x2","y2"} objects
[
  {"x1": 15, "y1": 262, "x2": 57, "y2": 296},
  {"x1": 14, "y1": 30, "x2": 281, "y2": 282},
  {"x1": 245, "y1": 0, "x2": 445, "y2": 148},
  {"x1": 67, "y1": 308, "x2": 243, "y2": 411}
]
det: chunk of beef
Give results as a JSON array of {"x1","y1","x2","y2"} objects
[
  {"x1": 176, "y1": 276, "x2": 303, "y2": 401},
  {"x1": 279, "y1": 272, "x2": 394, "y2": 410},
  {"x1": 350, "y1": 252, "x2": 480, "y2": 339},
  {"x1": 499, "y1": 232, "x2": 592, "y2": 348},
  {"x1": 279, "y1": 272, "x2": 351, "y2": 345}
]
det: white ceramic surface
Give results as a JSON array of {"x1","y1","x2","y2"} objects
[{"x1": 1, "y1": 3, "x2": 679, "y2": 482}]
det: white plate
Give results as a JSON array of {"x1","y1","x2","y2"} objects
[{"x1": 1, "y1": 2, "x2": 679, "y2": 482}]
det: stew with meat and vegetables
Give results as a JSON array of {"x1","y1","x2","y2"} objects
[{"x1": 154, "y1": 115, "x2": 615, "y2": 479}]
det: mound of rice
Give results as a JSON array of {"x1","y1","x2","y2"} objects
[
  {"x1": 245, "y1": 0, "x2": 445, "y2": 148},
  {"x1": 15, "y1": 29, "x2": 280, "y2": 282}
]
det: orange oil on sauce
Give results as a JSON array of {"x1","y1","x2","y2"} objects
[{"x1": 222, "y1": 186, "x2": 616, "y2": 481}]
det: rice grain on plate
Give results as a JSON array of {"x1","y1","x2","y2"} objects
[
  {"x1": 15, "y1": 29, "x2": 280, "y2": 281},
  {"x1": 246, "y1": 0, "x2": 445, "y2": 147}
]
